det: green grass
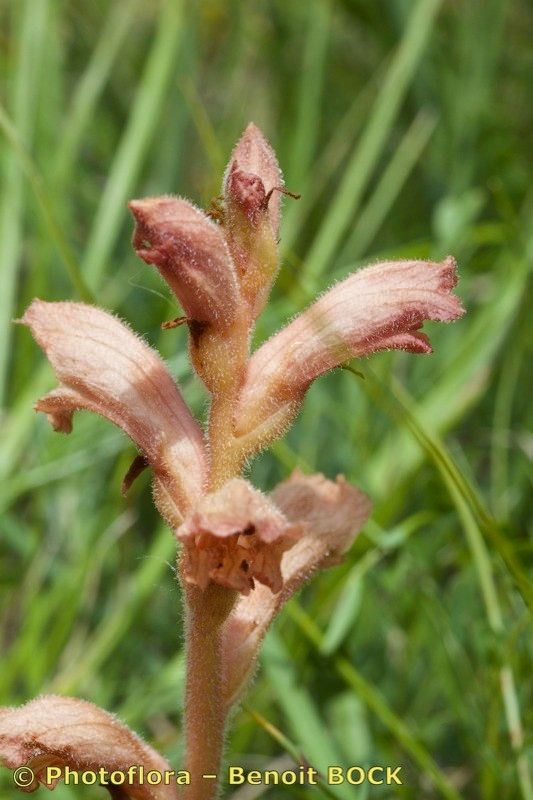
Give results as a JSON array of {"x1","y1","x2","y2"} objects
[{"x1": 0, "y1": 1, "x2": 531, "y2": 798}]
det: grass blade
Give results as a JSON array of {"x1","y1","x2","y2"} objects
[
  {"x1": 444, "y1": 479, "x2": 532, "y2": 800},
  {"x1": 287, "y1": 603, "x2": 462, "y2": 800},
  {"x1": 0, "y1": 105, "x2": 95, "y2": 303},
  {"x1": 82, "y1": 0, "x2": 184, "y2": 287},
  {"x1": 355, "y1": 367, "x2": 532, "y2": 610},
  {"x1": 261, "y1": 630, "x2": 355, "y2": 800},
  {"x1": 286, "y1": 0, "x2": 332, "y2": 189},
  {"x1": 0, "y1": 0, "x2": 50, "y2": 405},
  {"x1": 53, "y1": 0, "x2": 144, "y2": 184},
  {"x1": 302, "y1": 0, "x2": 443, "y2": 285},
  {"x1": 246, "y1": 707, "x2": 340, "y2": 800},
  {"x1": 339, "y1": 109, "x2": 437, "y2": 263}
]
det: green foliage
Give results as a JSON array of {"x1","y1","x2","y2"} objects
[{"x1": 0, "y1": 0, "x2": 531, "y2": 797}]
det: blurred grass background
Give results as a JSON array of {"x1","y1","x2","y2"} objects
[{"x1": 0, "y1": 0, "x2": 531, "y2": 798}]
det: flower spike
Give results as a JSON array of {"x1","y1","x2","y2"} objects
[{"x1": 15, "y1": 120, "x2": 467, "y2": 800}]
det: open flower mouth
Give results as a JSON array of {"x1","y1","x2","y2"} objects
[
  {"x1": 177, "y1": 478, "x2": 304, "y2": 595},
  {"x1": 181, "y1": 525, "x2": 297, "y2": 594}
]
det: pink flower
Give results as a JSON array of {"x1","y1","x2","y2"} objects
[
  {"x1": 129, "y1": 196, "x2": 241, "y2": 334},
  {"x1": 221, "y1": 471, "x2": 372, "y2": 706},
  {"x1": 234, "y1": 256, "x2": 465, "y2": 438},
  {"x1": 0, "y1": 695, "x2": 177, "y2": 799},
  {"x1": 177, "y1": 478, "x2": 303, "y2": 595},
  {"x1": 20, "y1": 300, "x2": 207, "y2": 524},
  {"x1": 175, "y1": 468, "x2": 371, "y2": 767}
]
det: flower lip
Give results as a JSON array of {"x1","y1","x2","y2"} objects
[{"x1": 177, "y1": 478, "x2": 303, "y2": 594}]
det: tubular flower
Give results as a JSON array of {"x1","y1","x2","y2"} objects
[
  {"x1": 129, "y1": 195, "x2": 250, "y2": 396},
  {"x1": 129, "y1": 196, "x2": 241, "y2": 333},
  {"x1": 21, "y1": 300, "x2": 207, "y2": 524},
  {"x1": 234, "y1": 256, "x2": 465, "y2": 439},
  {"x1": 220, "y1": 471, "x2": 372, "y2": 706},
  {"x1": 0, "y1": 696, "x2": 178, "y2": 799}
]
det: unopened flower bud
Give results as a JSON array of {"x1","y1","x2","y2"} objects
[
  {"x1": 223, "y1": 124, "x2": 284, "y2": 318},
  {"x1": 224, "y1": 123, "x2": 283, "y2": 235},
  {"x1": 225, "y1": 164, "x2": 267, "y2": 223}
]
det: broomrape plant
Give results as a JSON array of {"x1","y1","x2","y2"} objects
[{"x1": 0, "y1": 124, "x2": 464, "y2": 799}]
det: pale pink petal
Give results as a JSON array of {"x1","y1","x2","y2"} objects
[
  {"x1": 0, "y1": 695, "x2": 178, "y2": 799},
  {"x1": 223, "y1": 123, "x2": 283, "y2": 234},
  {"x1": 129, "y1": 196, "x2": 241, "y2": 330},
  {"x1": 177, "y1": 478, "x2": 303, "y2": 595},
  {"x1": 21, "y1": 300, "x2": 206, "y2": 521},
  {"x1": 235, "y1": 257, "x2": 465, "y2": 436},
  {"x1": 221, "y1": 471, "x2": 371, "y2": 706}
]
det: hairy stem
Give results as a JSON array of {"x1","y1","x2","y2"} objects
[
  {"x1": 207, "y1": 396, "x2": 246, "y2": 489},
  {"x1": 182, "y1": 581, "x2": 237, "y2": 800},
  {"x1": 182, "y1": 310, "x2": 250, "y2": 797},
  {"x1": 181, "y1": 301, "x2": 256, "y2": 798},
  {"x1": 206, "y1": 312, "x2": 251, "y2": 489}
]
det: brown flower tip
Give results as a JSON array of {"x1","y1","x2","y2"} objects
[
  {"x1": 177, "y1": 478, "x2": 303, "y2": 594},
  {"x1": 223, "y1": 122, "x2": 283, "y2": 235},
  {"x1": 225, "y1": 162, "x2": 267, "y2": 222},
  {"x1": 0, "y1": 695, "x2": 177, "y2": 799},
  {"x1": 129, "y1": 195, "x2": 240, "y2": 329}
]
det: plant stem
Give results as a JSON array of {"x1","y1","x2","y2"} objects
[
  {"x1": 182, "y1": 308, "x2": 250, "y2": 796},
  {"x1": 207, "y1": 395, "x2": 244, "y2": 490},
  {"x1": 182, "y1": 581, "x2": 237, "y2": 800},
  {"x1": 205, "y1": 313, "x2": 251, "y2": 489}
]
